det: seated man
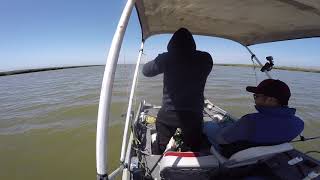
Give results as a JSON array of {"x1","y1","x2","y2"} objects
[{"x1": 203, "y1": 79, "x2": 304, "y2": 158}]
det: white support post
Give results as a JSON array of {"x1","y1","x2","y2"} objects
[
  {"x1": 108, "y1": 165, "x2": 125, "y2": 180},
  {"x1": 244, "y1": 46, "x2": 272, "y2": 79},
  {"x1": 120, "y1": 42, "x2": 144, "y2": 163},
  {"x1": 122, "y1": 101, "x2": 142, "y2": 180},
  {"x1": 96, "y1": 0, "x2": 136, "y2": 178},
  {"x1": 122, "y1": 133, "x2": 134, "y2": 180}
]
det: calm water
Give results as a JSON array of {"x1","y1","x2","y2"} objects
[{"x1": 0, "y1": 65, "x2": 319, "y2": 179}]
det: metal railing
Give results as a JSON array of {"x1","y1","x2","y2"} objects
[{"x1": 96, "y1": 0, "x2": 136, "y2": 179}]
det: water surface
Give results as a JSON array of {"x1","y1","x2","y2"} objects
[{"x1": 0, "y1": 65, "x2": 319, "y2": 179}]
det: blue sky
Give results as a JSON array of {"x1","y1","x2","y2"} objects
[{"x1": 1, "y1": 0, "x2": 319, "y2": 71}]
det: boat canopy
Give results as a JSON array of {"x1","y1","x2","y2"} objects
[
  {"x1": 135, "y1": 0, "x2": 320, "y2": 45},
  {"x1": 97, "y1": 1, "x2": 320, "y2": 178}
]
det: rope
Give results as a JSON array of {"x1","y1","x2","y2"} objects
[{"x1": 149, "y1": 154, "x2": 163, "y2": 175}]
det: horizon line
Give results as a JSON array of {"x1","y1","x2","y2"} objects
[{"x1": 1, "y1": 63, "x2": 319, "y2": 77}]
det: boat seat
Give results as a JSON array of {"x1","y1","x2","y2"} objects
[
  {"x1": 160, "y1": 151, "x2": 219, "y2": 179},
  {"x1": 210, "y1": 143, "x2": 293, "y2": 168}
]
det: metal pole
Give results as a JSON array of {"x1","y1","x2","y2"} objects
[
  {"x1": 120, "y1": 42, "x2": 145, "y2": 163},
  {"x1": 244, "y1": 46, "x2": 272, "y2": 79},
  {"x1": 108, "y1": 165, "x2": 125, "y2": 180},
  {"x1": 96, "y1": 0, "x2": 136, "y2": 178},
  {"x1": 122, "y1": 102, "x2": 142, "y2": 180},
  {"x1": 122, "y1": 133, "x2": 134, "y2": 180}
]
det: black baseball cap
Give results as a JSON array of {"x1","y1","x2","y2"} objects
[{"x1": 246, "y1": 79, "x2": 291, "y2": 105}]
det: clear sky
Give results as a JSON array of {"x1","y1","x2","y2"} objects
[{"x1": 1, "y1": 0, "x2": 320, "y2": 71}]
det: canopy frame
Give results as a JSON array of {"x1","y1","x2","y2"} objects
[{"x1": 135, "y1": 0, "x2": 320, "y2": 45}]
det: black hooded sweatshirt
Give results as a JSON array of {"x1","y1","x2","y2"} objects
[{"x1": 142, "y1": 28, "x2": 213, "y2": 113}]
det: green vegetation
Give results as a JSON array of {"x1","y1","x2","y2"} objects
[
  {"x1": 215, "y1": 64, "x2": 320, "y2": 73},
  {"x1": 0, "y1": 65, "x2": 103, "y2": 76},
  {"x1": 2, "y1": 64, "x2": 319, "y2": 77}
]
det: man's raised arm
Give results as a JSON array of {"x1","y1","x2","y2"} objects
[{"x1": 142, "y1": 54, "x2": 166, "y2": 77}]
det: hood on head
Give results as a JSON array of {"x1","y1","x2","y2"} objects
[{"x1": 167, "y1": 28, "x2": 196, "y2": 53}]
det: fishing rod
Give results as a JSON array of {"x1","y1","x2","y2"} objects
[{"x1": 291, "y1": 135, "x2": 320, "y2": 143}]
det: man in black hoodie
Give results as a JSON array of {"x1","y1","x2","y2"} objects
[{"x1": 143, "y1": 28, "x2": 213, "y2": 154}]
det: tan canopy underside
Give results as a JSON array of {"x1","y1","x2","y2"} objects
[{"x1": 135, "y1": 0, "x2": 320, "y2": 45}]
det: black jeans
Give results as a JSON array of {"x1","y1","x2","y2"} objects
[{"x1": 155, "y1": 109, "x2": 203, "y2": 154}]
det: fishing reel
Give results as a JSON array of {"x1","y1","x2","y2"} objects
[{"x1": 261, "y1": 56, "x2": 274, "y2": 72}]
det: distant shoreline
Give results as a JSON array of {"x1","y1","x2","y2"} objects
[
  {"x1": 1, "y1": 64, "x2": 319, "y2": 77},
  {"x1": 0, "y1": 65, "x2": 103, "y2": 77},
  {"x1": 214, "y1": 64, "x2": 320, "y2": 73}
]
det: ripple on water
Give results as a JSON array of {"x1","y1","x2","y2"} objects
[{"x1": 0, "y1": 65, "x2": 319, "y2": 179}]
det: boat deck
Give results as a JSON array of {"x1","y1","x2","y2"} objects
[{"x1": 128, "y1": 101, "x2": 320, "y2": 180}]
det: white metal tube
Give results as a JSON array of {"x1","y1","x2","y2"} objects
[
  {"x1": 122, "y1": 102, "x2": 142, "y2": 180},
  {"x1": 96, "y1": 0, "x2": 136, "y2": 176},
  {"x1": 120, "y1": 42, "x2": 145, "y2": 162},
  {"x1": 108, "y1": 165, "x2": 124, "y2": 180},
  {"x1": 244, "y1": 46, "x2": 272, "y2": 79},
  {"x1": 122, "y1": 133, "x2": 134, "y2": 180}
]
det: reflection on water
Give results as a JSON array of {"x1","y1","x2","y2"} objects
[{"x1": 0, "y1": 65, "x2": 319, "y2": 179}]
